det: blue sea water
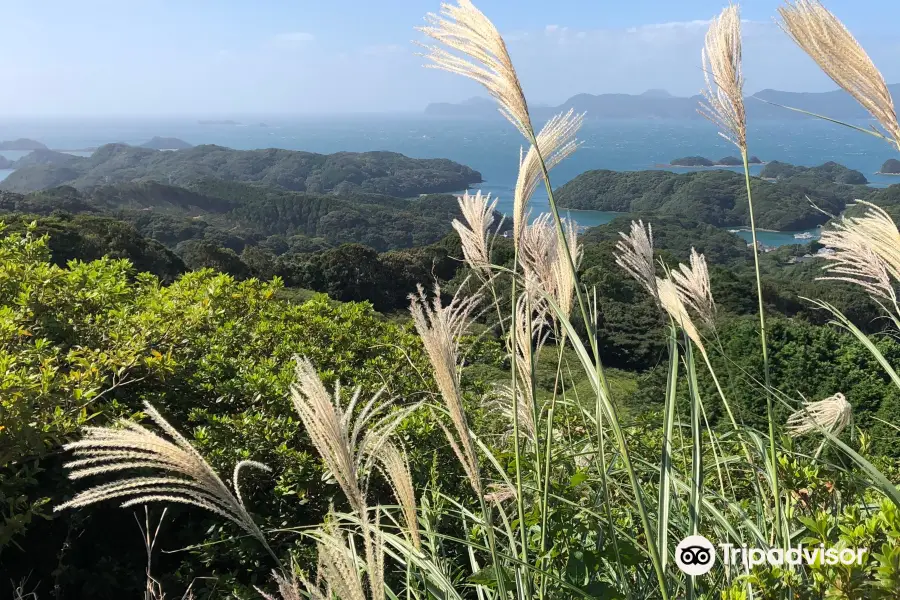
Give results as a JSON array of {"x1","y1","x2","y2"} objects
[{"x1": 0, "y1": 116, "x2": 896, "y2": 246}]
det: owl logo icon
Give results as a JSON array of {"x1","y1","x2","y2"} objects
[{"x1": 675, "y1": 535, "x2": 716, "y2": 576}]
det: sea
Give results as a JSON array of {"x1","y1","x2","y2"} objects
[{"x1": 0, "y1": 115, "x2": 897, "y2": 247}]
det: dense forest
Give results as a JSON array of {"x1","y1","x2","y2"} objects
[
  {"x1": 555, "y1": 161, "x2": 872, "y2": 229},
  {"x1": 3, "y1": 143, "x2": 900, "y2": 598},
  {"x1": 0, "y1": 143, "x2": 483, "y2": 196}
]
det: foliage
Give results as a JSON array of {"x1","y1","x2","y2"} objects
[
  {"x1": 554, "y1": 163, "x2": 873, "y2": 230},
  {"x1": 1, "y1": 144, "x2": 483, "y2": 197},
  {"x1": 0, "y1": 226, "x2": 451, "y2": 597},
  {"x1": 760, "y1": 160, "x2": 869, "y2": 184}
]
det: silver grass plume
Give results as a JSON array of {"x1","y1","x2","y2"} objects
[
  {"x1": 256, "y1": 569, "x2": 303, "y2": 600},
  {"x1": 307, "y1": 521, "x2": 369, "y2": 600},
  {"x1": 490, "y1": 384, "x2": 536, "y2": 444},
  {"x1": 778, "y1": 1, "x2": 900, "y2": 149},
  {"x1": 786, "y1": 392, "x2": 852, "y2": 437},
  {"x1": 658, "y1": 276, "x2": 708, "y2": 360},
  {"x1": 614, "y1": 220, "x2": 658, "y2": 304},
  {"x1": 483, "y1": 483, "x2": 516, "y2": 504},
  {"x1": 513, "y1": 111, "x2": 585, "y2": 244},
  {"x1": 54, "y1": 402, "x2": 275, "y2": 561},
  {"x1": 290, "y1": 358, "x2": 409, "y2": 516},
  {"x1": 818, "y1": 200, "x2": 900, "y2": 302},
  {"x1": 452, "y1": 190, "x2": 497, "y2": 273},
  {"x1": 519, "y1": 213, "x2": 557, "y2": 303},
  {"x1": 670, "y1": 248, "x2": 716, "y2": 328},
  {"x1": 509, "y1": 294, "x2": 549, "y2": 422},
  {"x1": 409, "y1": 284, "x2": 482, "y2": 492},
  {"x1": 552, "y1": 216, "x2": 583, "y2": 319},
  {"x1": 699, "y1": 5, "x2": 747, "y2": 150},
  {"x1": 519, "y1": 214, "x2": 583, "y2": 318},
  {"x1": 376, "y1": 442, "x2": 422, "y2": 550},
  {"x1": 417, "y1": 0, "x2": 533, "y2": 140}
]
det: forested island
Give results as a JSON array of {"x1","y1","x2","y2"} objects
[
  {"x1": 0, "y1": 143, "x2": 482, "y2": 196},
  {"x1": 668, "y1": 155, "x2": 762, "y2": 167},
  {"x1": 0, "y1": 137, "x2": 48, "y2": 150},
  {"x1": 880, "y1": 158, "x2": 900, "y2": 174},
  {"x1": 554, "y1": 161, "x2": 873, "y2": 230}
]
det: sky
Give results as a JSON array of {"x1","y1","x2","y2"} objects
[{"x1": 2, "y1": 0, "x2": 899, "y2": 116}]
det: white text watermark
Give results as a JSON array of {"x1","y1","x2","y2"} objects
[{"x1": 675, "y1": 535, "x2": 867, "y2": 576}]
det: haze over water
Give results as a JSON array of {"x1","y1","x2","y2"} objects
[{"x1": 1, "y1": 116, "x2": 895, "y2": 245}]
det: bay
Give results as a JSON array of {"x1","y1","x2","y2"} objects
[{"x1": 0, "y1": 116, "x2": 895, "y2": 246}]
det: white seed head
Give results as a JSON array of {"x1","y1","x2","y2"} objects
[
  {"x1": 513, "y1": 110, "x2": 584, "y2": 244},
  {"x1": 417, "y1": 0, "x2": 533, "y2": 140},
  {"x1": 615, "y1": 220, "x2": 658, "y2": 303},
  {"x1": 778, "y1": 1, "x2": 900, "y2": 149},
  {"x1": 786, "y1": 392, "x2": 853, "y2": 437},
  {"x1": 452, "y1": 190, "x2": 497, "y2": 273},
  {"x1": 699, "y1": 4, "x2": 747, "y2": 150}
]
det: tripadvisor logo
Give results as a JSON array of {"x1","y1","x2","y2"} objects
[
  {"x1": 675, "y1": 535, "x2": 868, "y2": 575},
  {"x1": 675, "y1": 535, "x2": 717, "y2": 576}
]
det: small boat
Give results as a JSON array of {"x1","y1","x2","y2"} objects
[{"x1": 794, "y1": 232, "x2": 814, "y2": 240}]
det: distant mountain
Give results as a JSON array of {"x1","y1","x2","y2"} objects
[
  {"x1": 425, "y1": 85, "x2": 900, "y2": 120},
  {"x1": 0, "y1": 138, "x2": 48, "y2": 151},
  {"x1": 0, "y1": 157, "x2": 13, "y2": 169},
  {"x1": 140, "y1": 137, "x2": 193, "y2": 150},
  {"x1": 0, "y1": 143, "x2": 483, "y2": 197}
]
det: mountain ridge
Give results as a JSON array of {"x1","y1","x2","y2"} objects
[{"x1": 425, "y1": 84, "x2": 900, "y2": 120}]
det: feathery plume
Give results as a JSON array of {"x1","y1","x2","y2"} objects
[
  {"x1": 670, "y1": 248, "x2": 716, "y2": 328},
  {"x1": 519, "y1": 214, "x2": 583, "y2": 318},
  {"x1": 256, "y1": 570, "x2": 304, "y2": 600},
  {"x1": 510, "y1": 293, "x2": 549, "y2": 406},
  {"x1": 376, "y1": 442, "x2": 421, "y2": 550},
  {"x1": 290, "y1": 358, "x2": 409, "y2": 516},
  {"x1": 54, "y1": 402, "x2": 274, "y2": 559},
  {"x1": 409, "y1": 284, "x2": 482, "y2": 492},
  {"x1": 513, "y1": 110, "x2": 584, "y2": 243},
  {"x1": 699, "y1": 5, "x2": 747, "y2": 150},
  {"x1": 452, "y1": 190, "x2": 497, "y2": 273},
  {"x1": 551, "y1": 217, "x2": 583, "y2": 319},
  {"x1": 778, "y1": 1, "x2": 900, "y2": 148},
  {"x1": 417, "y1": 0, "x2": 533, "y2": 139},
  {"x1": 614, "y1": 220, "x2": 658, "y2": 303},
  {"x1": 311, "y1": 522, "x2": 368, "y2": 600},
  {"x1": 786, "y1": 392, "x2": 853, "y2": 437},
  {"x1": 818, "y1": 200, "x2": 900, "y2": 301},
  {"x1": 483, "y1": 483, "x2": 516, "y2": 504},
  {"x1": 519, "y1": 213, "x2": 557, "y2": 301},
  {"x1": 490, "y1": 384, "x2": 536, "y2": 443},
  {"x1": 658, "y1": 276, "x2": 708, "y2": 360}
]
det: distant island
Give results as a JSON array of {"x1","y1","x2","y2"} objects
[
  {"x1": 0, "y1": 156, "x2": 14, "y2": 169},
  {"x1": 666, "y1": 155, "x2": 763, "y2": 167},
  {"x1": 198, "y1": 120, "x2": 240, "y2": 125},
  {"x1": 13, "y1": 149, "x2": 80, "y2": 169},
  {"x1": 878, "y1": 159, "x2": 900, "y2": 175},
  {"x1": 553, "y1": 160, "x2": 873, "y2": 231},
  {"x1": 0, "y1": 144, "x2": 483, "y2": 197},
  {"x1": 140, "y1": 137, "x2": 193, "y2": 150},
  {"x1": 425, "y1": 84, "x2": 900, "y2": 121},
  {"x1": 759, "y1": 160, "x2": 867, "y2": 184},
  {"x1": 0, "y1": 138, "x2": 49, "y2": 151}
]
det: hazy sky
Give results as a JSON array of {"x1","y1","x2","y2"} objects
[{"x1": 2, "y1": 0, "x2": 898, "y2": 116}]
